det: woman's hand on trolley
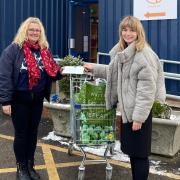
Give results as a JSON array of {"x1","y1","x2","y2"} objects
[
  {"x1": 84, "y1": 64, "x2": 93, "y2": 73},
  {"x1": 2, "y1": 105, "x2": 11, "y2": 116},
  {"x1": 60, "y1": 67, "x2": 64, "y2": 73}
]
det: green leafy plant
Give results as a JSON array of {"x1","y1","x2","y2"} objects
[
  {"x1": 152, "y1": 101, "x2": 172, "y2": 119},
  {"x1": 58, "y1": 55, "x2": 84, "y2": 103},
  {"x1": 59, "y1": 55, "x2": 84, "y2": 67}
]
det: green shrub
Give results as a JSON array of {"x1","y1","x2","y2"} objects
[
  {"x1": 152, "y1": 101, "x2": 171, "y2": 119},
  {"x1": 58, "y1": 55, "x2": 84, "y2": 102},
  {"x1": 59, "y1": 55, "x2": 84, "y2": 67}
]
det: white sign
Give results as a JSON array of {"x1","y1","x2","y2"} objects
[
  {"x1": 62, "y1": 66, "x2": 84, "y2": 75},
  {"x1": 133, "y1": 0, "x2": 177, "y2": 20}
]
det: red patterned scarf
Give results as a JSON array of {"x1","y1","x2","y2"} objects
[{"x1": 23, "y1": 41, "x2": 60, "y2": 89}]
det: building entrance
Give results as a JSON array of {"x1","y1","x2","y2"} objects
[{"x1": 68, "y1": 0, "x2": 98, "y2": 62}]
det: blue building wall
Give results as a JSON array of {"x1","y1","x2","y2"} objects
[
  {"x1": 99, "y1": 0, "x2": 180, "y2": 95},
  {"x1": 0, "y1": 0, "x2": 179, "y2": 95},
  {"x1": 0, "y1": 0, "x2": 68, "y2": 57}
]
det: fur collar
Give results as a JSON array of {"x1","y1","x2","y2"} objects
[{"x1": 109, "y1": 42, "x2": 136, "y2": 64}]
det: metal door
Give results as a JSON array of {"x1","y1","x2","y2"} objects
[{"x1": 68, "y1": 0, "x2": 90, "y2": 61}]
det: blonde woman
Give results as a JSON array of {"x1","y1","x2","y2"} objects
[
  {"x1": 84, "y1": 16, "x2": 166, "y2": 180},
  {"x1": 0, "y1": 17, "x2": 61, "y2": 180}
]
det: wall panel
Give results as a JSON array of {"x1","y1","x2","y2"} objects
[{"x1": 0, "y1": 0, "x2": 68, "y2": 57}]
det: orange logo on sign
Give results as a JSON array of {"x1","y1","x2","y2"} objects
[
  {"x1": 144, "y1": 12, "x2": 166, "y2": 18},
  {"x1": 146, "y1": 0, "x2": 162, "y2": 4}
]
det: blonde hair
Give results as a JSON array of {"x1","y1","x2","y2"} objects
[
  {"x1": 118, "y1": 16, "x2": 147, "y2": 52},
  {"x1": 13, "y1": 17, "x2": 49, "y2": 49}
]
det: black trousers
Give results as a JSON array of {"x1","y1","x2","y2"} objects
[
  {"x1": 11, "y1": 91, "x2": 44, "y2": 164},
  {"x1": 130, "y1": 156, "x2": 149, "y2": 180}
]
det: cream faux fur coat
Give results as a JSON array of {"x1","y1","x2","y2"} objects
[{"x1": 92, "y1": 42, "x2": 166, "y2": 123}]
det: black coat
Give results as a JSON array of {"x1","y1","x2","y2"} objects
[
  {"x1": 0, "y1": 43, "x2": 60, "y2": 105},
  {"x1": 120, "y1": 111, "x2": 152, "y2": 158}
]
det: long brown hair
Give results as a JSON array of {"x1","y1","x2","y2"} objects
[{"x1": 119, "y1": 16, "x2": 147, "y2": 51}]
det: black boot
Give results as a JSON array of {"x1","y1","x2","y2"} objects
[
  {"x1": 16, "y1": 162, "x2": 31, "y2": 180},
  {"x1": 27, "y1": 160, "x2": 40, "y2": 180}
]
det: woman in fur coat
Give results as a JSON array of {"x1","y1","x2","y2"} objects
[{"x1": 84, "y1": 16, "x2": 166, "y2": 180}]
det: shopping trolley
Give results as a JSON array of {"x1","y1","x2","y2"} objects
[{"x1": 68, "y1": 76, "x2": 116, "y2": 180}]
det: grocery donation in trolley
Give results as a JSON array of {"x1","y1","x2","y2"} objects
[{"x1": 62, "y1": 65, "x2": 116, "y2": 180}]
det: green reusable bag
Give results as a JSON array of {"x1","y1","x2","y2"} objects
[
  {"x1": 75, "y1": 81, "x2": 106, "y2": 104},
  {"x1": 75, "y1": 81, "x2": 115, "y2": 144},
  {"x1": 75, "y1": 81, "x2": 115, "y2": 126}
]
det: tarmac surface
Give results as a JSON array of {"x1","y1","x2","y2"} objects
[{"x1": 0, "y1": 111, "x2": 180, "y2": 180}]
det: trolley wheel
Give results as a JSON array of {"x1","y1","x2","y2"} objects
[
  {"x1": 78, "y1": 168, "x2": 85, "y2": 180},
  {"x1": 110, "y1": 144, "x2": 115, "y2": 155},
  {"x1": 106, "y1": 166, "x2": 112, "y2": 180},
  {"x1": 68, "y1": 144, "x2": 74, "y2": 156}
]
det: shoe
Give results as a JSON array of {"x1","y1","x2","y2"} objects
[
  {"x1": 16, "y1": 162, "x2": 31, "y2": 180},
  {"x1": 27, "y1": 160, "x2": 40, "y2": 180}
]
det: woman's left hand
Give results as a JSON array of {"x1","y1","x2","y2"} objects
[
  {"x1": 132, "y1": 121, "x2": 142, "y2": 131},
  {"x1": 60, "y1": 67, "x2": 65, "y2": 75}
]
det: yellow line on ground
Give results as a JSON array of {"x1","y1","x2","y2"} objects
[
  {"x1": 0, "y1": 167, "x2": 16, "y2": 173},
  {"x1": 109, "y1": 159, "x2": 131, "y2": 168},
  {"x1": 0, "y1": 165, "x2": 50, "y2": 174},
  {"x1": 41, "y1": 144, "x2": 60, "y2": 180},
  {"x1": 0, "y1": 161, "x2": 98, "y2": 174},
  {"x1": 39, "y1": 143, "x2": 67, "y2": 153},
  {"x1": 0, "y1": 134, "x2": 14, "y2": 140}
]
